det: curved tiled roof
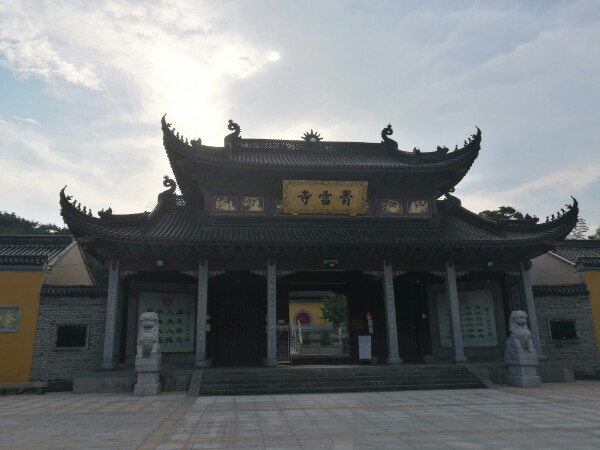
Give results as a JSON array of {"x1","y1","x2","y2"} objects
[
  {"x1": 59, "y1": 117, "x2": 578, "y2": 261},
  {"x1": 0, "y1": 235, "x2": 75, "y2": 266},
  {"x1": 0, "y1": 255, "x2": 47, "y2": 266},
  {"x1": 551, "y1": 241, "x2": 600, "y2": 264},
  {"x1": 161, "y1": 117, "x2": 482, "y2": 199},
  {"x1": 60, "y1": 187, "x2": 578, "y2": 258},
  {"x1": 162, "y1": 116, "x2": 481, "y2": 171}
]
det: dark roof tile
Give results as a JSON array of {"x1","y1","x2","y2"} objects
[
  {"x1": 0, "y1": 235, "x2": 75, "y2": 265},
  {"x1": 533, "y1": 284, "x2": 588, "y2": 296}
]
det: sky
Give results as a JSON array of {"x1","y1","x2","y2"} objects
[{"x1": 1, "y1": 0, "x2": 599, "y2": 233}]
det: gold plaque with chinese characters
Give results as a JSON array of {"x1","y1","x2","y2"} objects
[{"x1": 283, "y1": 180, "x2": 368, "y2": 215}]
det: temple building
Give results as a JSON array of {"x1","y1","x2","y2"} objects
[{"x1": 59, "y1": 116, "x2": 582, "y2": 377}]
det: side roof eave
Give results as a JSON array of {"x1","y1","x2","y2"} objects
[{"x1": 59, "y1": 188, "x2": 579, "y2": 261}]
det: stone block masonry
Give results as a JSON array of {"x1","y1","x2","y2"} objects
[
  {"x1": 534, "y1": 285, "x2": 600, "y2": 374},
  {"x1": 30, "y1": 286, "x2": 107, "y2": 390}
]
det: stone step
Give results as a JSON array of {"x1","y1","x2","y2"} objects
[
  {"x1": 199, "y1": 382, "x2": 484, "y2": 396},
  {"x1": 201, "y1": 378, "x2": 481, "y2": 391},
  {"x1": 197, "y1": 365, "x2": 485, "y2": 395},
  {"x1": 201, "y1": 373, "x2": 476, "y2": 385},
  {"x1": 200, "y1": 367, "x2": 478, "y2": 376}
]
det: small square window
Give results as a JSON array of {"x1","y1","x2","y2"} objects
[
  {"x1": 548, "y1": 320, "x2": 579, "y2": 342},
  {"x1": 54, "y1": 324, "x2": 89, "y2": 349}
]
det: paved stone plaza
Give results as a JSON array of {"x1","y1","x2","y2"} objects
[{"x1": 1, "y1": 381, "x2": 599, "y2": 449}]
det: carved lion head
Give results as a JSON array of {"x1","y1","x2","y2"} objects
[
  {"x1": 139, "y1": 311, "x2": 159, "y2": 331},
  {"x1": 509, "y1": 310, "x2": 528, "y2": 331}
]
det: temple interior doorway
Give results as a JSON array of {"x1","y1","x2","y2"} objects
[
  {"x1": 289, "y1": 287, "x2": 350, "y2": 361},
  {"x1": 394, "y1": 272, "x2": 434, "y2": 362},
  {"x1": 281, "y1": 271, "x2": 383, "y2": 365},
  {"x1": 209, "y1": 272, "x2": 266, "y2": 367}
]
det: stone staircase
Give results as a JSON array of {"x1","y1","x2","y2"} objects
[{"x1": 196, "y1": 365, "x2": 486, "y2": 396}]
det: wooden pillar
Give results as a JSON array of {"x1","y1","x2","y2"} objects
[
  {"x1": 266, "y1": 258, "x2": 278, "y2": 367},
  {"x1": 382, "y1": 260, "x2": 402, "y2": 364},
  {"x1": 445, "y1": 259, "x2": 467, "y2": 362},
  {"x1": 101, "y1": 257, "x2": 120, "y2": 370},
  {"x1": 195, "y1": 258, "x2": 209, "y2": 367},
  {"x1": 520, "y1": 260, "x2": 545, "y2": 359}
]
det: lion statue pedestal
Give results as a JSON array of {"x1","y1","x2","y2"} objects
[
  {"x1": 134, "y1": 312, "x2": 161, "y2": 396},
  {"x1": 505, "y1": 310, "x2": 541, "y2": 388}
]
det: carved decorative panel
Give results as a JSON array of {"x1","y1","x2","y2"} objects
[
  {"x1": 408, "y1": 199, "x2": 429, "y2": 214},
  {"x1": 213, "y1": 196, "x2": 237, "y2": 212},
  {"x1": 241, "y1": 196, "x2": 264, "y2": 212}
]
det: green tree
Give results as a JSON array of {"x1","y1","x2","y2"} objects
[
  {"x1": 589, "y1": 226, "x2": 600, "y2": 240},
  {"x1": 0, "y1": 211, "x2": 69, "y2": 235},
  {"x1": 319, "y1": 330, "x2": 332, "y2": 345},
  {"x1": 478, "y1": 206, "x2": 524, "y2": 220},
  {"x1": 320, "y1": 293, "x2": 348, "y2": 345},
  {"x1": 567, "y1": 218, "x2": 590, "y2": 240}
]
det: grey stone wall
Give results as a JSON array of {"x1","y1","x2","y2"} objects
[
  {"x1": 30, "y1": 286, "x2": 107, "y2": 390},
  {"x1": 534, "y1": 285, "x2": 600, "y2": 374}
]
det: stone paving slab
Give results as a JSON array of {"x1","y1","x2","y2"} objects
[{"x1": 0, "y1": 381, "x2": 599, "y2": 449}]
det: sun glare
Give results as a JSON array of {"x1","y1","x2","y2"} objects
[{"x1": 267, "y1": 51, "x2": 280, "y2": 62}]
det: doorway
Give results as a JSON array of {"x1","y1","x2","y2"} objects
[{"x1": 209, "y1": 272, "x2": 266, "y2": 366}]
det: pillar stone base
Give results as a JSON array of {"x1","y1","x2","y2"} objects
[
  {"x1": 265, "y1": 358, "x2": 278, "y2": 367},
  {"x1": 506, "y1": 353, "x2": 541, "y2": 388},
  {"x1": 454, "y1": 356, "x2": 468, "y2": 363},
  {"x1": 386, "y1": 357, "x2": 402, "y2": 365},
  {"x1": 134, "y1": 358, "x2": 161, "y2": 396}
]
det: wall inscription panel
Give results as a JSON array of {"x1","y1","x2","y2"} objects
[
  {"x1": 436, "y1": 290, "x2": 498, "y2": 348},
  {"x1": 282, "y1": 180, "x2": 368, "y2": 215},
  {"x1": 0, "y1": 306, "x2": 20, "y2": 332},
  {"x1": 139, "y1": 292, "x2": 196, "y2": 353}
]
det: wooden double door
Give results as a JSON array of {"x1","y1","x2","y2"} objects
[{"x1": 210, "y1": 272, "x2": 266, "y2": 366}]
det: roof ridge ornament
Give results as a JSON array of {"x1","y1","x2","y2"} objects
[
  {"x1": 301, "y1": 130, "x2": 323, "y2": 143},
  {"x1": 224, "y1": 119, "x2": 241, "y2": 152},
  {"x1": 381, "y1": 123, "x2": 398, "y2": 150},
  {"x1": 158, "y1": 175, "x2": 177, "y2": 203},
  {"x1": 60, "y1": 186, "x2": 94, "y2": 217},
  {"x1": 444, "y1": 192, "x2": 462, "y2": 209},
  {"x1": 98, "y1": 207, "x2": 113, "y2": 218},
  {"x1": 545, "y1": 196, "x2": 578, "y2": 223},
  {"x1": 226, "y1": 119, "x2": 241, "y2": 139}
]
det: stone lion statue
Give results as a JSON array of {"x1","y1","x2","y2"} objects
[
  {"x1": 136, "y1": 312, "x2": 160, "y2": 359},
  {"x1": 505, "y1": 310, "x2": 535, "y2": 357}
]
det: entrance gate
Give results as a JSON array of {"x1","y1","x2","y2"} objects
[{"x1": 210, "y1": 272, "x2": 266, "y2": 366}]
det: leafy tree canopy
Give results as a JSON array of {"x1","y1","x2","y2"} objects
[
  {"x1": 589, "y1": 226, "x2": 600, "y2": 240},
  {"x1": 567, "y1": 217, "x2": 590, "y2": 240},
  {"x1": 478, "y1": 206, "x2": 524, "y2": 221},
  {"x1": 320, "y1": 293, "x2": 348, "y2": 329},
  {"x1": 0, "y1": 211, "x2": 69, "y2": 235}
]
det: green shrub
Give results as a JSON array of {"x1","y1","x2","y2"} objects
[{"x1": 320, "y1": 330, "x2": 332, "y2": 345}]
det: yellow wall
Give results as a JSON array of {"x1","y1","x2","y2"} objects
[
  {"x1": 582, "y1": 271, "x2": 600, "y2": 353},
  {"x1": 289, "y1": 301, "x2": 326, "y2": 326},
  {"x1": 0, "y1": 270, "x2": 44, "y2": 382}
]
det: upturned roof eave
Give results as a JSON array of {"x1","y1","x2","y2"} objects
[
  {"x1": 59, "y1": 206, "x2": 578, "y2": 253},
  {"x1": 161, "y1": 116, "x2": 481, "y2": 174},
  {"x1": 162, "y1": 138, "x2": 480, "y2": 173}
]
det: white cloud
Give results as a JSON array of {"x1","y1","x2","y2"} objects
[
  {"x1": 12, "y1": 116, "x2": 39, "y2": 125},
  {"x1": 0, "y1": 5, "x2": 103, "y2": 90}
]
